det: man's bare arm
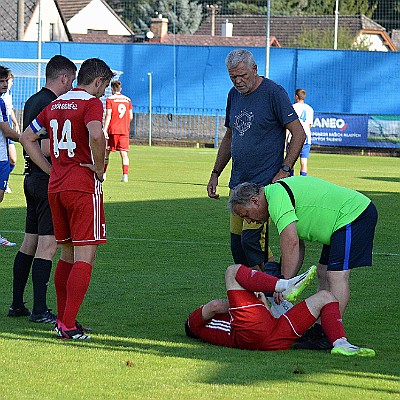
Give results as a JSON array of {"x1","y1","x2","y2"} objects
[
  {"x1": 0, "y1": 121, "x2": 20, "y2": 142},
  {"x1": 272, "y1": 119, "x2": 306, "y2": 183},
  {"x1": 84, "y1": 120, "x2": 106, "y2": 181},
  {"x1": 207, "y1": 128, "x2": 232, "y2": 199}
]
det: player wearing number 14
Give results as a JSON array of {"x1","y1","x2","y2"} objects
[{"x1": 20, "y1": 58, "x2": 115, "y2": 340}]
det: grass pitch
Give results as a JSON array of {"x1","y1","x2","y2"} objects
[{"x1": 0, "y1": 146, "x2": 399, "y2": 399}]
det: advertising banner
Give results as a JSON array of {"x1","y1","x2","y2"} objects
[{"x1": 311, "y1": 113, "x2": 400, "y2": 148}]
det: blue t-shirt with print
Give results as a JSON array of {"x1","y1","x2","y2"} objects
[{"x1": 225, "y1": 78, "x2": 297, "y2": 189}]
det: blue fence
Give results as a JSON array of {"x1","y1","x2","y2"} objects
[
  {"x1": 132, "y1": 106, "x2": 225, "y2": 147},
  {"x1": 1, "y1": 40, "x2": 399, "y2": 148}
]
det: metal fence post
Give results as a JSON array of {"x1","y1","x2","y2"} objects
[
  {"x1": 148, "y1": 72, "x2": 152, "y2": 146},
  {"x1": 214, "y1": 110, "x2": 219, "y2": 148}
]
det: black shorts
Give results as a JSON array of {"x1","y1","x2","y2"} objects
[
  {"x1": 319, "y1": 202, "x2": 378, "y2": 271},
  {"x1": 24, "y1": 173, "x2": 54, "y2": 236}
]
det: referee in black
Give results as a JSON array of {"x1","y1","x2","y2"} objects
[{"x1": 7, "y1": 55, "x2": 77, "y2": 322}]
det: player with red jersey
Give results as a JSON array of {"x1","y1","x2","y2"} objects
[
  {"x1": 20, "y1": 58, "x2": 115, "y2": 340},
  {"x1": 103, "y1": 80, "x2": 133, "y2": 182},
  {"x1": 185, "y1": 264, "x2": 375, "y2": 357}
]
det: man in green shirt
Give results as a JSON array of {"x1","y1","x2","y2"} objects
[{"x1": 228, "y1": 176, "x2": 377, "y2": 349}]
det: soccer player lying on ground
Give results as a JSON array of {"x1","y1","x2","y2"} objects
[
  {"x1": 228, "y1": 176, "x2": 377, "y2": 350},
  {"x1": 185, "y1": 264, "x2": 375, "y2": 357}
]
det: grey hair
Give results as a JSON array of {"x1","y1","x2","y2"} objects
[
  {"x1": 225, "y1": 49, "x2": 255, "y2": 70},
  {"x1": 228, "y1": 182, "x2": 262, "y2": 213}
]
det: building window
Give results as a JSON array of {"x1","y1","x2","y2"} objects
[
  {"x1": 49, "y1": 23, "x2": 55, "y2": 41},
  {"x1": 87, "y1": 29, "x2": 108, "y2": 35}
]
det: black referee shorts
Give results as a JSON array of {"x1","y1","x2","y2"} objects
[{"x1": 24, "y1": 173, "x2": 54, "y2": 236}]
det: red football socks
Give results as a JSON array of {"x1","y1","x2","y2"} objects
[
  {"x1": 62, "y1": 261, "x2": 93, "y2": 329},
  {"x1": 235, "y1": 265, "x2": 279, "y2": 292},
  {"x1": 54, "y1": 259, "x2": 74, "y2": 321},
  {"x1": 122, "y1": 164, "x2": 129, "y2": 175},
  {"x1": 320, "y1": 301, "x2": 346, "y2": 344}
]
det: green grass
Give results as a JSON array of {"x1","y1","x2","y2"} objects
[{"x1": 0, "y1": 146, "x2": 399, "y2": 399}]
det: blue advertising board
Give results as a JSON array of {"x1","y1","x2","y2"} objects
[{"x1": 312, "y1": 113, "x2": 400, "y2": 148}]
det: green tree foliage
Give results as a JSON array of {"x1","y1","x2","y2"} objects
[
  {"x1": 288, "y1": 26, "x2": 371, "y2": 50},
  {"x1": 285, "y1": 0, "x2": 376, "y2": 16},
  {"x1": 105, "y1": 0, "x2": 154, "y2": 32},
  {"x1": 372, "y1": 0, "x2": 400, "y2": 30},
  {"x1": 226, "y1": 2, "x2": 266, "y2": 15},
  {"x1": 196, "y1": 0, "x2": 376, "y2": 16},
  {"x1": 157, "y1": 0, "x2": 203, "y2": 34},
  {"x1": 270, "y1": 0, "x2": 309, "y2": 16},
  {"x1": 106, "y1": 0, "x2": 202, "y2": 34}
]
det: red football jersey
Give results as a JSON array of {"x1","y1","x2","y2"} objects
[
  {"x1": 33, "y1": 88, "x2": 104, "y2": 194},
  {"x1": 188, "y1": 307, "x2": 236, "y2": 348},
  {"x1": 106, "y1": 93, "x2": 132, "y2": 135}
]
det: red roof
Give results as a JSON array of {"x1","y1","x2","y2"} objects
[{"x1": 157, "y1": 34, "x2": 281, "y2": 47}]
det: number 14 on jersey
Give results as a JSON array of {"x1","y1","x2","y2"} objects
[{"x1": 50, "y1": 119, "x2": 77, "y2": 158}]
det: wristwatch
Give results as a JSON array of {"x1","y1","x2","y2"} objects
[{"x1": 280, "y1": 165, "x2": 291, "y2": 173}]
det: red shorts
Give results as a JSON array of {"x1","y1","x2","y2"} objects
[
  {"x1": 48, "y1": 191, "x2": 106, "y2": 246},
  {"x1": 106, "y1": 134, "x2": 130, "y2": 152},
  {"x1": 228, "y1": 290, "x2": 316, "y2": 350}
]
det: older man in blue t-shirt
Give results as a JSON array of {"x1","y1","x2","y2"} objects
[{"x1": 207, "y1": 49, "x2": 306, "y2": 272}]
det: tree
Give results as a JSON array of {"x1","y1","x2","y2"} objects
[
  {"x1": 106, "y1": 0, "x2": 202, "y2": 34},
  {"x1": 105, "y1": 0, "x2": 156, "y2": 32},
  {"x1": 372, "y1": 0, "x2": 400, "y2": 30},
  {"x1": 305, "y1": 0, "x2": 376, "y2": 16},
  {"x1": 226, "y1": 2, "x2": 267, "y2": 15},
  {"x1": 288, "y1": 26, "x2": 371, "y2": 50},
  {"x1": 156, "y1": 0, "x2": 203, "y2": 34}
]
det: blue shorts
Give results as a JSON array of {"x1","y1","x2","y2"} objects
[
  {"x1": 300, "y1": 143, "x2": 311, "y2": 158},
  {"x1": 319, "y1": 202, "x2": 378, "y2": 271},
  {"x1": 0, "y1": 160, "x2": 11, "y2": 191}
]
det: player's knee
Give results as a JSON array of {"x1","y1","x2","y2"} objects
[
  {"x1": 327, "y1": 270, "x2": 350, "y2": 287},
  {"x1": 225, "y1": 264, "x2": 241, "y2": 280},
  {"x1": 318, "y1": 289, "x2": 337, "y2": 305},
  {"x1": 48, "y1": 241, "x2": 58, "y2": 259}
]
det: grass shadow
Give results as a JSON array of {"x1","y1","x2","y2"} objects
[{"x1": 1, "y1": 191, "x2": 399, "y2": 389}]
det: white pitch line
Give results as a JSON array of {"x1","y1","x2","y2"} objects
[{"x1": 2, "y1": 230, "x2": 399, "y2": 257}]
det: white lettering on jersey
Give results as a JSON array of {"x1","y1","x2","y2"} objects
[
  {"x1": 117, "y1": 103, "x2": 127, "y2": 119},
  {"x1": 50, "y1": 102, "x2": 78, "y2": 111},
  {"x1": 50, "y1": 119, "x2": 77, "y2": 158}
]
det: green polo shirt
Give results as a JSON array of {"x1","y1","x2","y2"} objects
[{"x1": 264, "y1": 176, "x2": 371, "y2": 245}]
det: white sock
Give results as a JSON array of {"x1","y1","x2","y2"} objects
[
  {"x1": 275, "y1": 279, "x2": 289, "y2": 292},
  {"x1": 333, "y1": 337, "x2": 357, "y2": 349},
  {"x1": 275, "y1": 273, "x2": 304, "y2": 292}
]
